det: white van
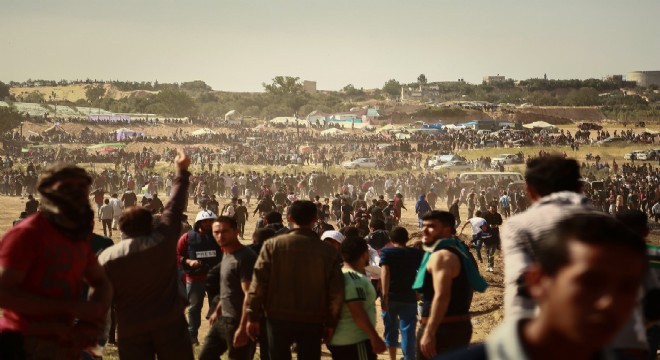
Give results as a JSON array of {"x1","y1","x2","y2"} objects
[{"x1": 458, "y1": 171, "x2": 524, "y2": 187}]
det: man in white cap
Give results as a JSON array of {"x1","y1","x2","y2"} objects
[
  {"x1": 322, "y1": 230, "x2": 345, "y2": 251},
  {"x1": 177, "y1": 209, "x2": 222, "y2": 345}
]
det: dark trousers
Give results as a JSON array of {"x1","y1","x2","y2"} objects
[
  {"x1": 470, "y1": 238, "x2": 483, "y2": 262},
  {"x1": 237, "y1": 221, "x2": 246, "y2": 238},
  {"x1": 0, "y1": 331, "x2": 25, "y2": 360},
  {"x1": 328, "y1": 339, "x2": 376, "y2": 360},
  {"x1": 101, "y1": 219, "x2": 112, "y2": 236},
  {"x1": 117, "y1": 316, "x2": 194, "y2": 360},
  {"x1": 485, "y1": 244, "x2": 498, "y2": 268},
  {"x1": 199, "y1": 317, "x2": 255, "y2": 360},
  {"x1": 108, "y1": 304, "x2": 117, "y2": 344},
  {"x1": 416, "y1": 320, "x2": 472, "y2": 360},
  {"x1": 267, "y1": 319, "x2": 323, "y2": 360},
  {"x1": 258, "y1": 318, "x2": 270, "y2": 360}
]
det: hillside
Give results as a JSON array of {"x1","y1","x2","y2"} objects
[{"x1": 10, "y1": 84, "x2": 157, "y2": 103}]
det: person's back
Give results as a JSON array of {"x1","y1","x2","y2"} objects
[
  {"x1": 98, "y1": 149, "x2": 193, "y2": 359},
  {"x1": 246, "y1": 200, "x2": 344, "y2": 360},
  {"x1": 501, "y1": 156, "x2": 594, "y2": 319},
  {"x1": 254, "y1": 228, "x2": 341, "y2": 322}
]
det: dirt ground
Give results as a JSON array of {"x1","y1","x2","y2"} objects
[
  {"x1": 0, "y1": 187, "x2": 502, "y2": 360},
  {"x1": 3, "y1": 119, "x2": 660, "y2": 358}
]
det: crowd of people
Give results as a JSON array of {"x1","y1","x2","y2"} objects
[
  {"x1": 1, "y1": 150, "x2": 659, "y2": 360},
  {"x1": 2, "y1": 116, "x2": 660, "y2": 360}
]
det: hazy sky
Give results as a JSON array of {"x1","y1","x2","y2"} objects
[{"x1": 2, "y1": 0, "x2": 659, "y2": 92}]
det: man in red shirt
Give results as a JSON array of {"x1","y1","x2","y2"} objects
[{"x1": 0, "y1": 164, "x2": 112, "y2": 359}]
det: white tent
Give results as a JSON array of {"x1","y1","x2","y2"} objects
[
  {"x1": 224, "y1": 110, "x2": 242, "y2": 121},
  {"x1": 395, "y1": 133, "x2": 412, "y2": 140},
  {"x1": 379, "y1": 124, "x2": 401, "y2": 132},
  {"x1": 191, "y1": 128, "x2": 218, "y2": 136},
  {"x1": 523, "y1": 121, "x2": 556, "y2": 129},
  {"x1": 114, "y1": 128, "x2": 144, "y2": 140},
  {"x1": 320, "y1": 128, "x2": 346, "y2": 136}
]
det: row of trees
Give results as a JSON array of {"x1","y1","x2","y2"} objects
[{"x1": 3, "y1": 75, "x2": 659, "y2": 121}]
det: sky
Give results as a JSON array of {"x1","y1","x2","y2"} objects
[{"x1": 1, "y1": 0, "x2": 659, "y2": 92}]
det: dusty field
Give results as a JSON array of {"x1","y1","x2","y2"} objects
[
  {"x1": 3, "y1": 120, "x2": 660, "y2": 359},
  {"x1": 0, "y1": 187, "x2": 503, "y2": 359}
]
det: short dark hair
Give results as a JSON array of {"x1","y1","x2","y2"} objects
[
  {"x1": 339, "y1": 226, "x2": 360, "y2": 237},
  {"x1": 369, "y1": 219, "x2": 385, "y2": 230},
  {"x1": 535, "y1": 213, "x2": 647, "y2": 276},
  {"x1": 214, "y1": 216, "x2": 238, "y2": 229},
  {"x1": 525, "y1": 156, "x2": 582, "y2": 197},
  {"x1": 615, "y1": 209, "x2": 649, "y2": 237},
  {"x1": 119, "y1": 206, "x2": 153, "y2": 238},
  {"x1": 341, "y1": 236, "x2": 368, "y2": 264},
  {"x1": 287, "y1": 201, "x2": 317, "y2": 226},
  {"x1": 422, "y1": 210, "x2": 455, "y2": 229},
  {"x1": 252, "y1": 228, "x2": 276, "y2": 245},
  {"x1": 390, "y1": 226, "x2": 409, "y2": 245},
  {"x1": 265, "y1": 211, "x2": 283, "y2": 224}
]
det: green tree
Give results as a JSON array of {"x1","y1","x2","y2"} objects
[
  {"x1": 565, "y1": 88, "x2": 600, "y2": 106},
  {"x1": 181, "y1": 80, "x2": 213, "y2": 92},
  {"x1": 0, "y1": 81, "x2": 10, "y2": 100},
  {"x1": 417, "y1": 74, "x2": 427, "y2": 86},
  {"x1": 156, "y1": 88, "x2": 196, "y2": 117},
  {"x1": 0, "y1": 107, "x2": 24, "y2": 133},
  {"x1": 85, "y1": 84, "x2": 106, "y2": 105},
  {"x1": 262, "y1": 76, "x2": 304, "y2": 96},
  {"x1": 382, "y1": 79, "x2": 401, "y2": 98},
  {"x1": 342, "y1": 84, "x2": 363, "y2": 97},
  {"x1": 24, "y1": 91, "x2": 45, "y2": 103}
]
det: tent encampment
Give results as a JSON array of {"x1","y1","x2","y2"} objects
[
  {"x1": 320, "y1": 128, "x2": 346, "y2": 136},
  {"x1": 523, "y1": 121, "x2": 556, "y2": 129},
  {"x1": 114, "y1": 128, "x2": 144, "y2": 140},
  {"x1": 191, "y1": 128, "x2": 218, "y2": 136}
]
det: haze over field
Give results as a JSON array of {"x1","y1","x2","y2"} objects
[{"x1": 2, "y1": 0, "x2": 659, "y2": 92}]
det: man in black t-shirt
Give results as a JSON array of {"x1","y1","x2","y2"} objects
[{"x1": 200, "y1": 216, "x2": 257, "y2": 360}]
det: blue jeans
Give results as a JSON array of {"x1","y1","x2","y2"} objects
[
  {"x1": 381, "y1": 301, "x2": 418, "y2": 360},
  {"x1": 186, "y1": 281, "x2": 210, "y2": 341}
]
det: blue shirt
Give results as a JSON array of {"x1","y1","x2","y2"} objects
[{"x1": 379, "y1": 246, "x2": 423, "y2": 303}]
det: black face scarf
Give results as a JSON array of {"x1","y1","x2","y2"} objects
[{"x1": 38, "y1": 187, "x2": 94, "y2": 242}]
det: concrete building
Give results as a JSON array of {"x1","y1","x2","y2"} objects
[
  {"x1": 626, "y1": 71, "x2": 660, "y2": 87},
  {"x1": 483, "y1": 75, "x2": 506, "y2": 84},
  {"x1": 303, "y1": 80, "x2": 317, "y2": 94}
]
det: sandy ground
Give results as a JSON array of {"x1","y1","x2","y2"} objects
[
  {"x1": 3, "y1": 119, "x2": 660, "y2": 358},
  {"x1": 0, "y1": 189, "x2": 503, "y2": 360}
]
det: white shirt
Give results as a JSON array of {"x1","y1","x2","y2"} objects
[{"x1": 468, "y1": 217, "x2": 487, "y2": 235}]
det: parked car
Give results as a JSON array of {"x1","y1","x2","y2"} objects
[
  {"x1": 623, "y1": 150, "x2": 647, "y2": 160},
  {"x1": 342, "y1": 158, "x2": 377, "y2": 169},
  {"x1": 577, "y1": 122, "x2": 603, "y2": 131},
  {"x1": 596, "y1": 137, "x2": 626, "y2": 146},
  {"x1": 428, "y1": 154, "x2": 464, "y2": 167},
  {"x1": 491, "y1": 153, "x2": 523, "y2": 165},
  {"x1": 433, "y1": 160, "x2": 473, "y2": 171}
]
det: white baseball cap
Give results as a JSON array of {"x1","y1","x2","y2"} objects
[{"x1": 321, "y1": 231, "x2": 345, "y2": 244}]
